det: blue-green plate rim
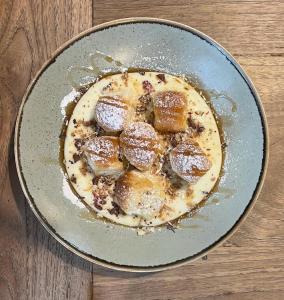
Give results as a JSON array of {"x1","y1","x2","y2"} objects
[{"x1": 14, "y1": 17, "x2": 269, "y2": 272}]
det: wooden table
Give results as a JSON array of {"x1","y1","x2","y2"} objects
[{"x1": 1, "y1": 1, "x2": 283, "y2": 299}]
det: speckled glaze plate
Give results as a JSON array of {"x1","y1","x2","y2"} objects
[{"x1": 15, "y1": 18, "x2": 268, "y2": 272}]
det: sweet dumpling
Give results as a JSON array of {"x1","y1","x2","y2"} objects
[
  {"x1": 170, "y1": 140, "x2": 211, "y2": 184},
  {"x1": 114, "y1": 171, "x2": 166, "y2": 219},
  {"x1": 82, "y1": 136, "x2": 123, "y2": 177},
  {"x1": 119, "y1": 122, "x2": 159, "y2": 171},
  {"x1": 95, "y1": 95, "x2": 133, "y2": 132},
  {"x1": 153, "y1": 91, "x2": 187, "y2": 132}
]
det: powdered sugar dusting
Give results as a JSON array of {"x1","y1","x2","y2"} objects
[
  {"x1": 95, "y1": 102, "x2": 126, "y2": 131},
  {"x1": 120, "y1": 122, "x2": 158, "y2": 170},
  {"x1": 125, "y1": 122, "x2": 157, "y2": 139},
  {"x1": 124, "y1": 148, "x2": 154, "y2": 167},
  {"x1": 154, "y1": 91, "x2": 186, "y2": 109},
  {"x1": 95, "y1": 96, "x2": 129, "y2": 132},
  {"x1": 83, "y1": 137, "x2": 117, "y2": 162},
  {"x1": 170, "y1": 141, "x2": 211, "y2": 184}
]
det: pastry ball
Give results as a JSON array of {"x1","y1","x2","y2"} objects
[
  {"x1": 120, "y1": 122, "x2": 159, "y2": 171},
  {"x1": 114, "y1": 171, "x2": 166, "y2": 219},
  {"x1": 82, "y1": 136, "x2": 123, "y2": 177},
  {"x1": 170, "y1": 140, "x2": 211, "y2": 183},
  {"x1": 95, "y1": 95, "x2": 133, "y2": 132}
]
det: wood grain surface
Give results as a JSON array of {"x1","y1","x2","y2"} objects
[{"x1": 0, "y1": 0, "x2": 283, "y2": 299}]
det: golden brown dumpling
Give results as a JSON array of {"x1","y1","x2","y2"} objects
[
  {"x1": 82, "y1": 136, "x2": 123, "y2": 177},
  {"x1": 114, "y1": 171, "x2": 166, "y2": 219},
  {"x1": 153, "y1": 91, "x2": 187, "y2": 132}
]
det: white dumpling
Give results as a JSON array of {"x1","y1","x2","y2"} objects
[
  {"x1": 170, "y1": 140, "x2": 211, "y2": 183},
  {"x1": 95, "y1": 95, "x2": 133, "y2": 132},
  {"x1": 120, "y1": 122, "x2": 159, "y2": 171}
]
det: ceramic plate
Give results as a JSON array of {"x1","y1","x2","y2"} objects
[{"x1": 15, "y1": 18, "x2": 268, "y2": 272}]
